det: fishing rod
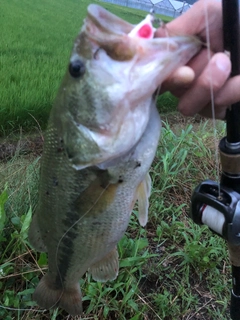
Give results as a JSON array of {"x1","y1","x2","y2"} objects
[{"x1": 190, "y1": 0, "x2": 240, "y2": 319}]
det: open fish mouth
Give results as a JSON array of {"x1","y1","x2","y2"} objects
[
  {"x1": 63, "y1": 4, "x2": 202, "y2": 171},
  {"x1": 85, "y1": 4, "x2": 201, "y2": 59},
  {"x1": 81, "y1": 4, "x2": 201, "y2": 87}
]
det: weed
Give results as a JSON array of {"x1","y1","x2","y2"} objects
[
  {"x1": 0, "y1": 119, "x2": 232, "y2": 319},
  {"x1": 0, "y1": 0, "x2": 171, "y2": 135},
  {"x1": 0, "y1": 0, "x2": 232, "y2": 319}
]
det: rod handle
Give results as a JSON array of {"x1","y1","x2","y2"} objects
[{"x1": 231, "y1": 290, "x2": 240, "y2": 320}]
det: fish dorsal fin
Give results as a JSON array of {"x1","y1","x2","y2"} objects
[
  {"x1": 136, "y1": 172, "x2": 152, "y2": 227},
  {"x1": 89, "y1": 247, "x2": 119, "y2": 282}
]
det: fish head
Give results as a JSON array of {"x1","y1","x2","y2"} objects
[
  {"x1": 67, "y1": 4, "x2": 201, "y2": 106},
  {"x1": 56, "y1": 5, "x2": 201, "y2": 169}
]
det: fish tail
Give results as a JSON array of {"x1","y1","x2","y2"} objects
[
  {"x1": 58, "y1": 285, "x2": 83, "y2": 316},
  {"x1": 33, "y1": 273, "x2": 82, "y2": 315}
]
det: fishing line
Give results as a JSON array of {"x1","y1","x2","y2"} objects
[
  {"x1": 0, "y1": 181, "x2": 111, "y2": 314},
  {"x1": 0, "y1": 305, "x2": 45, "y2": 312},
  {"x1": 52, "y1": 10, "x2": 163, "y2": 310},
  {"x1": 1, "y1": 5, "x2": 221, "y2": 316},
  {"x1": 50, "y1": 181, "x2": 111, "y2": 310},
  {"x1": 203, "y1": 0, "x2": 221, "y2": 195}
]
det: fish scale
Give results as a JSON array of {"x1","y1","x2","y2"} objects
[{"x1": 28, "y1": 4, "x2": 201, "y2": 315}]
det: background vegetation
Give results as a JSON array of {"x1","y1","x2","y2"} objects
[
  {"x1": 0, "y1": 0, "x2": 172, "y2": 136},
  {"x1": 0, "y1": 0, "x2": 232, "y2": 319}
]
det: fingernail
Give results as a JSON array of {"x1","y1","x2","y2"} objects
[{"x1": 214, "y1": 54, "x2": 231, "y2": 73}]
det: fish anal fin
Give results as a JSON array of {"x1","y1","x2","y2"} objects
[
  {"x1": 33, "y1": 273, "x2": 82, "y2": 316},
  {"x1": 28, "y1": 214, "x2": 47, "y2": 252},
  {"x1": 89, "y1": 247, "x2": 119, "y2": 282},
  {"x1": 136, "y1": 172, "x2": 152, "y2": 227}
]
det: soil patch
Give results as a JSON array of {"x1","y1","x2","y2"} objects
[{"x1": 0, "y1": 113, "x2": 206, "y2": 161}]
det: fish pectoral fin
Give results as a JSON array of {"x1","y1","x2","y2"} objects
[
  {"x1": 136, "y1": 172, "x2": 152, "y2": 227},
  {"x1": 28, "y1": 214, "x2": 47, "y2": 252},
  {"x1": 33, "y1": 273, "x2": 82, "y2": 316},
  {"x1": 89, "y1": 247, "x2": 119, "y2": 282}
]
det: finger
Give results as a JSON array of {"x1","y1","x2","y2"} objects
[
  {"x1": 170, "y1": 67, "x2": 195, "y2": 85},
  {"x1": 163, "y1": 49, "x2": 212, "y2": 96},
  {"x1": 215, "y1": 75, "x2": 240, "y2": 106},
  {"x1": 155, "y1": 1, "x2": 223, "y2": 52},
  {"x1": 168, "y1": 50, "x2": 224, "y2": 98},
  {"x1": 155, "y1": 0, "x2": 221, "y2": 38},
  {"x1": 177, "y1": 53, "x2": 231, "y2": 117},
  {"x1": 187, "y1": 49, "x2": 213, "y2": 77},
  {"x1": 161, "y1": 66, "x2": 195, "y2": 94},
  {"x1": 198, "y1": 103, "x2": 228, "y2": 119},
  {"x1": 204, "y1": 75, "x2": 240, "y2": 119}
]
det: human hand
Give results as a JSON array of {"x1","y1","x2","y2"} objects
[{"x1": 156, "y1": 0, "x2": 240, "y2": 119}]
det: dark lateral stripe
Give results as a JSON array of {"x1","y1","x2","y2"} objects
[{"x1": 55, "y1": 209, "x2": 80, "y2": 285}]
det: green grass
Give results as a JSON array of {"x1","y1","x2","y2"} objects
[
  {"x1": 0, "y1": 0, "x2": 171, "y2": 136},
  {"x1": 0, "y1": 119, "x2": 232, "y2": 319},
  {"x1": 0, "y1": 0, "x2": 232, "y2": 319}
]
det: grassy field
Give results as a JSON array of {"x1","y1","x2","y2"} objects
[
  {"x1": 0, "y1": 0, "x2": 171, "y2": 136},
  {"x1": 0, "y1": 119, "x2": 231, "y2": 320},
  {"x1": 0, "y1": 0, "x2": 232, "y2": 319}
]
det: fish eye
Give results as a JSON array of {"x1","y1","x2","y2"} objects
[{"x1": 69, "y1": 59, "x2": 85, "y2": 78}]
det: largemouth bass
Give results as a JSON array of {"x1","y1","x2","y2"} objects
[{"x1": 28, "y1": 4, "x2": 201, "y2": 315}]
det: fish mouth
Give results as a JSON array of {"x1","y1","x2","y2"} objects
[
  {"x1": 84, "y1": 4, "x2": 201, "y2": 63},
  {"x1": 84, "y1": 4, "x2": 138, "y2": 61},
  {"x1": 87, "y1": 4, "x2": 133, "y2": 35}
]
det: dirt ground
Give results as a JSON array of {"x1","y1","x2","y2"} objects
[{"x1": 0, "y1": 113, "x2": 205, "y2": 161}]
